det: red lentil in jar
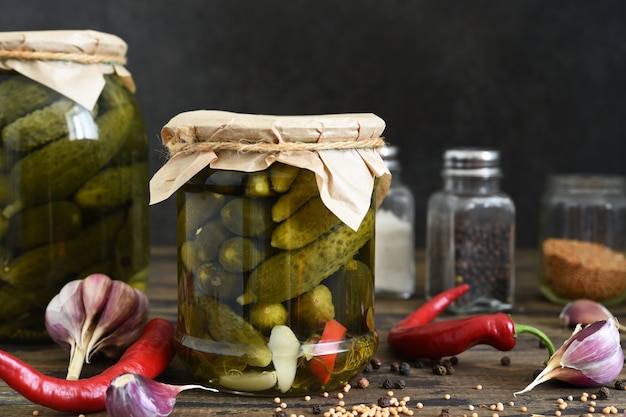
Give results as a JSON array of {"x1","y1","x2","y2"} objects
[{"x1": 150, "y1": 111, "x2": 390, "y2": 395}]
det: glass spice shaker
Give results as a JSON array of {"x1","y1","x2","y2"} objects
[
  {"x1": 375, "y1": 145, "x2": 416, "y2": 299},
  {"x1": 538, "y1": 174, "x2": 626, "y2": 305},
  {"x1": 425, "y1": 148, "x2": 515, "y2": 313}
]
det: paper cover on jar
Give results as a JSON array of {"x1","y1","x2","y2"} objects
[
  {"x1": 0, "y1": 30, "x2": 134, "y2": 110},
  {"x1": 149, "y1": 110, "x2": 391, "y2": 231}
]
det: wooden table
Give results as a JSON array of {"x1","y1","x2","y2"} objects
[{"x1": 2, "y1": 248, "x2": 626, "y2": 417}]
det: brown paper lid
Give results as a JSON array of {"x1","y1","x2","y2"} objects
[
  {"x1": 150, "y1": 110, "x2": 391, "y2": 231},
  {"x1": 0, "y1": 30, "x2": 134, "y2": 109}
]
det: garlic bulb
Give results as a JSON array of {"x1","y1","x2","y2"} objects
[{"x1": 45, "y1": 273, "x2": 149, "y2": 379}]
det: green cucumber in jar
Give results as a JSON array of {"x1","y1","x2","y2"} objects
[
  {"x1": 238, "y1": 208, "x2": 374, "y2": 305},
  {"x1": 0, "y1": 209, "x2": 126, "y2": 290},
  {"x1": 0, "y1": 76, "x2": 57, "y2": 128}
]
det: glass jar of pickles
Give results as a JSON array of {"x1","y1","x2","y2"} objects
[
  {"x1": 150, "y1": 111, "x2": 389, "y2": 395},
  {"x1": 0, "y1": 30, "x2": 149, "y2": 341}
]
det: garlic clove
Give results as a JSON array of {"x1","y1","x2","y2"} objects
[
  {"x1": 219, "y1": 371, "x2": 278, "y2": 392},
  {"x1": 559, "y1": 299, "x2": 615, "y2": 328},
  {"x1": 106, "y1": 373, "x2": 217, "y2": 417},
  {"x1": 267, "y1": 325, "x2": 301, "y2": 393},
  {"x1": 85, "y1": 280, "x2": 149, "y2": 360},
  {"x1": 514, "y1": 319, "x2": 623, "y2": 396},
  {"x1": 45, "y1": 280, "x2": 85, "y2": 347}
]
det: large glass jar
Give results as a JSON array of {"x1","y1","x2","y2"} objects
[
  {"x1": 150, "y1": 111, "x2": 389, "y2": 395},
  {"x1": 425, "y1": 148, "x2": 515, "y2": 313},
  {"x1": 0, "y1": 31, "x2": 149, "y2": 341},
  {"x1": 538, "y1": 174, "x2": 626, "y2": 305},
  {"x1": 375, "y1": 145, "x2": 415, "y2": 299}
]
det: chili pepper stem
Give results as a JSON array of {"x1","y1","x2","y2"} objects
[{"x1": 515, "y1": 323, "x2": 555, "y2": 358}]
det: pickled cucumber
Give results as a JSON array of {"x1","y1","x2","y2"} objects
[
  {"x1": 198, "y1": 296, "x2": 272, "y2": 367},
  {"x1": 74, "y1": 163, "x2": 148, "y2": 212},
  {"x1": 4, "y1": 102, "x2": 135, "y2": 216},
  {"x1": 2, "y1": 97, "x2": 76, "y2": 152},
  {"x1": 249, "y1": 303, "x2": 288, "y2": 332},
  {"x1": 0, "y1": 77, "x2": 56, "y2": 128},
  {"x1": 6, "y1": 201, "x2": 83, "y2": 250},
  {"x1": 194, "y1": 261, "x2": 239, "y2": 300},
  {"x1": 0, "y1": 209, "x2": 125, "y2": 290},
  {"x1": 239, "y1": 209, "x2": 374, "y2": 304},
  {"x1": 178, "y1": 191, "x2": 227, "y2": 241},
  {"x1": 219, "y1": 236, "x2": 268, "y2": 273},
  {"x1": 244, "y1": 171, "x2": 274, "y2": 197},
  {"x1": 292, "y1": 284, "x2": 335, "y2": 332},
  {"x1": 270, "y1": 163, "x2": 299, "y2": 194},
  {"x1": 0, "y1": 174, "x2": 11, "y2": 206},
  {"x1": 328, "y1": 260, "x2": 374, "y2": 331},
  {"x1": 205, "y1": 170, "x2": 246, "y2": 195},
  {"x1": 271, "y1": 195, "x2": 341, "y2": 250},
  {"x1": 220, "y1": 197, "x2": 274, "y2": 238},
  {"x1": 194, "y1": 218, "x2": 232, "y2": 263},
  {"x1": 271, "y1": 169, "x2": 319, "y2": 222}
]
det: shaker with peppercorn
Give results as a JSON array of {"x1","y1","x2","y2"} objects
[
  {"x1": 375, "y1": 145, "x2": 416, "y2": 299},
  {"x1": 425, "y1": 148, "x2": 515, "y2": 313}
]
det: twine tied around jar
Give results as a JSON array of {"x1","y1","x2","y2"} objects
[
  {"x1": 0, "y1": 30, "x2": 134, "y2": 109},
  {"x1": 0, "y1": 49, "x2": 127, "y2": 65},
  {"x1": 163, "y1": 135, "x2": 387, "y2": 159},
  {"x1": 151, "y1": 110, "x2": 391, "y2": 231}
]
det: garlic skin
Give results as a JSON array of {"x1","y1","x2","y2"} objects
[
  {"x1": 559, "y1": 299, "x2": 615, "y2": 328},
  {"x1": 106, "y1": 373, "x2": 216, "y2": 417},
  {"x1": 45, "y1": 273, "x2": 149, "y2": 380},
  {"x1": 514, "y1": 320, "x2": 623, "y2": 396}
]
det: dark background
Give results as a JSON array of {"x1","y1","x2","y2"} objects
[{"x1": 2, "y1": 1, "x2": 625, "y2": 248}]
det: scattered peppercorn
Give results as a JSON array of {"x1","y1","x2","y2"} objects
[
  {"x1": 382, "y1": 379, "x2": 394, "y2": 389},
  {"x1": 362, "y1": 362, "x2": 374, "y2": 373},
  {"x1": 357, "y1": 377, "x2": 370, "y2": 389},
  {"x1": 394, "y1": 380, "x2": 406, "y2": 389},
  {"x1": 500, "y1": 356, "x2": 511, "y2": 366},
  {"x1": 274, "y1": 410, "x2": 288, "y2": 417},
  {"x1": 399, "y1": 362, "x2": 411, "y2": 375},
  {"x1": 432, "y1": 364, "x2": 447, "y2": 375},
  {"x1": 450, "y1": 356, "x2": 459, "y2": 365},
  {"x1": 438, "y1": 408, "x2": 452, "y2": 417},
  {"x1": 444, "y1": 364, "x2": 455, "y2": 375},
  {"x1": 597, "y1": 386, "x2": 610, "y2": 398},
  {"x1": 377, "y1": 396, "x2": 391, "y2": 408},
  {"x1": 615, "y1": 380, "x2": 626, "y2": 390},
  {"x1": 370, "y1": 357, "x2": 382, "y2": 369},
  {"x1": 390, "y1": 362, "x2": 400, "y2": 372},
  {"x1": 311, "y1": 404, "x2": 322, "y2": 414}
]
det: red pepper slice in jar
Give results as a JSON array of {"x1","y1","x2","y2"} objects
[{"x1": 387, "y1": 285, "x2": 555, "y2": 359}]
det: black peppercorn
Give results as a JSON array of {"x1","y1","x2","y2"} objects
[
  {"x1": 390, "y1": 361, "x2": 400, "y2": 372},
  {"x1": 382, "y1": 379, "x2": 394, "y2": 389},
  {"x1": 312, "y1": 404, "x2": 322, "y2": 414},
  {"x1": 370, "y1": 357, "x2": 382, "y2": 369},
  {"x1": 394, "y1": 379, "x2": 406, "y2": 389},
  {"x1": 500, "y1": 356, "x2": 511, "y2": 366},
  {"x1": 377, "y1": 396, "x2": 391, "y2": 408},
  {"x1": 615, "y1": 380, "x2": 626, "y2": 390},
  {"x1": 432, "y1": 364, "x2": 447, "y2": 375},
  {"x1": 597, "y1": 386, "x2": 610, "y2": 398},
  {"x1": 399, "y1": 362, "x2": 411, "y2": 375}
]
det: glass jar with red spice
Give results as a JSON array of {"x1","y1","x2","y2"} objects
[{"x1": 538, "y1": 174, "x2": 626, "y2": 305}]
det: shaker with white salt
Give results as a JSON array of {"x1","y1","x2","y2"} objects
[{"x1": 375, "y1": 146, "x2": 416, "y2": 299}]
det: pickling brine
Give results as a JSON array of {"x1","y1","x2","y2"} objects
[{"x1": 174, "y1": 165, "x2": 378, "y2": 395}]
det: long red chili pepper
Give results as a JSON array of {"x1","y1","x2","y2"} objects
[
  {"x1": 387, "y1": 286, "x2": 555, "y2": 359},
  {"x1": 0, "y1": 317, "x2": 175, "y2": 413}
]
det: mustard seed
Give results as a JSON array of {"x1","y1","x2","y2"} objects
[
  {"x1": 475, "y1": 384, "x2": 483, "y2": 390},
  {"x1": 520, "y1": 406, "x2": 528, "y2": 412}
]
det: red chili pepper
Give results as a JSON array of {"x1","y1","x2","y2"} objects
[
  {"x1": 0, "y1": 317, "x2": 175, "y2": 413},
  {"x1": 387, "y1": 286, "x2": 555, "y2": 359},
  {"x1": 309, "y1": 319, "x2": 347, "y2": 384}
]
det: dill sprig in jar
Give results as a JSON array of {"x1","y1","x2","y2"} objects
[
  {"x1": 150, "y1": 110, "x2": 390, "y2": 395},
  {"x1": 0, "y1": 30, "x2": 149, "y2": 342}
]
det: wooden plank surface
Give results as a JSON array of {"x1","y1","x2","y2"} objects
[{"x1": 1, "y1": 248, "x2": 626, "y2": 417}]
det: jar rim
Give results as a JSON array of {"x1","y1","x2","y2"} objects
[{"x1": 547, "y1": 174, "x2": 626, "y2": 191}]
